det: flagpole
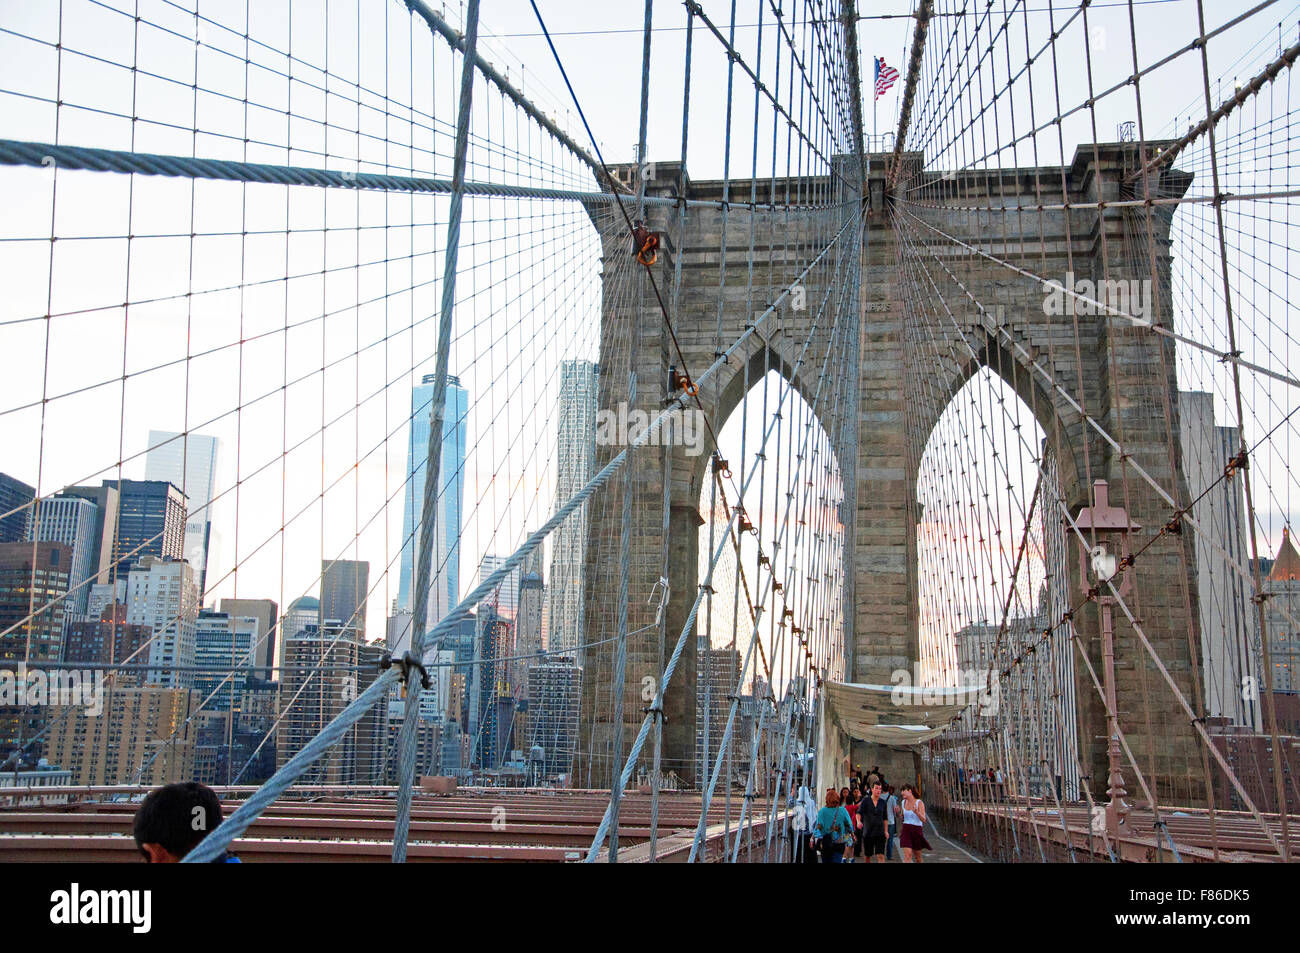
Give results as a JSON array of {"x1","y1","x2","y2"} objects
[{"x1": 872, "y1": 58, "x2": 877, "y2": 146}]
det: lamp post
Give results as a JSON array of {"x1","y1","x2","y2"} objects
[{"x1": 1072, "y1": 479, "x2": 1138, "y2": 840}]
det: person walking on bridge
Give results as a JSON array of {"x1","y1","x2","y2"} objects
[
  {"x1": 793, "y1": 779, "x2": 818, "y2": 863},
  {"x1": 883, "y1": 783, "x2": 900, "y2": 860},
  {"x1": 841, "y1": 787, "x2": 860, "y2": 862},
  {"x1": 898, "y1": 784, "x2": 932, "y2": 863},
  {"x1": 859, "y1": 779, "x2": 890, "y2": 862},
  {"x1": 812, "y1": 788, "x2": 853, "y2": 863}
]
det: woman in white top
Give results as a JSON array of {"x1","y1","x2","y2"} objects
[{"x1": 898, "y1": 783, "x2": 932, "y2": 863}]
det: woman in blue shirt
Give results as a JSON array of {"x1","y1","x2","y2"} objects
[{"x1": 812, "y1": 788, "x2": 853, "y2": 863}]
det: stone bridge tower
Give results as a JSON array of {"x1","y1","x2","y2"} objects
[{"x1": 575, "y1": 142, "x2": 1204, "y2": 806}]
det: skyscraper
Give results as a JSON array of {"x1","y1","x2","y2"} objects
[
  {"x1": 515, "y1": 551, "x2": 545, "y2": 694},
  {"x1": 1178, "y1": 392, "x2": 1260, "y2": 728},
  {"x1": 548, "y1": 360, "x2": 597, "y2": 660},
  {"x1": 60, "y1": 483, "x2": 119, "y2": 588},
  {"x1": 0, "y1": 473, "x2": 34, "y2": 543},
  {"x1": 125, "y1": 555, "x2": 198, "y2": 690},
  {"x1": 471, "y1": 605, "x2": 512, "y2": 769},
  {"x1": 277, "y1": 621, "x2": 381, "y2": 784},
  {"x1": 0, "y1": 541, "x2": 70, "y2": 767},
  {"x1": 697, "y1": 641, "x2": 741, "y2": 786},
  {"x1": 193, "y1": 608, "x2": 258, "y2": 709},
  {"x1": 101, "y1": 479, "x2": 187, "y2": 580},
  {"x1": 398, "y1": 374, "x2": 469, "y2": 628},
  {"x1": 26, "y1": 494, "x2": 99, "y2": 617},
  {"x1": 145, "y1": 431, "x2": 219, "y2": 599},
  {"x1": 321, "y1": 559, "x2": 369, "y2": 639},
  {"x1": 0, "y1": 541, "x2": 70, "y2": 666},
  {"x1": 219, "y1": 597, "x2": 279, "y2": 679},
  {"x1": 526, "y1": 656, "x2": 581, "y2": 780},
  {"x1": 1036, "y1": 447, "x2": 1081, "y2": 801},
  {"x1": 476, "y1": 554, "x2": 521, "y2": 617}
]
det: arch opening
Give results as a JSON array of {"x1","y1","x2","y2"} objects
[
  {"x1": 914, "y1": 366, "x2": 1081, "y2": 800},
  {"x1": 694, "y1": 369, "x2": 847, "y2": 783}
]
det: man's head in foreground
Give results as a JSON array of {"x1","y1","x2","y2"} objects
[{"x1": 133, "y1": 781, "x2": 223, "y2": 862}]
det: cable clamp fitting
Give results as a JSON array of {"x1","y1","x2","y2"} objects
[
  {"x1": 642, "y1": 703, "x2": 667, "y2": 723},
  {"x1": 668, "y1": 365, "x2": 697, "y2": 398},
  {"x1": 631, "y1": 219, "x2": 660, "y2": 266},
  {"x1": 648, "y1": 576, "x2": 670, "y2": 626},
  {"x1": 379, "y1": 650, "x2": 432, "y2": 698}
]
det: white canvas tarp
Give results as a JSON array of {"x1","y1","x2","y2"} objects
[{"x1": 815, "y1": 680, "x2": 983, "y2": 794}]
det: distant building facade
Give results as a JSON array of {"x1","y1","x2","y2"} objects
[
  {"x1": 525, "y1": 656, "x2": 580, "y2": 780},
  {"x1": 477, "y1": 555, "x2": 521, "y2": 617},
  {"x1": 45, "y1": 683, "x2": 197, "y2": 785},
  {"x1": 125, "y1": 555, "x2": 198, "y2": 690},
  {"x1": 514, "y1": 549, "x2": 545, "y2": 695},
  {"x1": 697, "y1": 642, "x2": 741, "y2": 786},
  {"x1": 276, "y1": 622, "x2": 382, "y2": 784},
  {"x1": 0, "y1": 541, "x2": 71, "y2": 766},
  {"x1": 145, "y1": 431, "x2": 219, "y2": 599},
  {"x1": 1261, "y1": 529, "x2": 1300, "y2": 697},
  {"x1": 0, "y1": 473, "x2": 34, "y2": 543},
  {"x1": 193, "y1": 608, "x2": 259, "y2": 710},
  {"x1": 102, "y1": 479, "x2": 187, "y2": 579},
  {"x1": 1179, "y1": 391, "x2": 1260, "y2": 728},
  {"x1": 321, "y1": 559, "x2": 369, "y2": 639},
  {"x1": 26, "y1": 494, "x2": 98, "y2": 618},
  {"x1": 60, "y1": 483, "x2": 120, "y2": 590},
  {"x1": 547, "y1": 360, "x2": 597, "y2": 660},
  {"x1": 219, "y1": 597, "x2": 278, "y2": 679},
  {"x1": 63, "y1": 601, "x2": 151, "y2": 668}
]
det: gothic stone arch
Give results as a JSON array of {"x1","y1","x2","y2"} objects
[
  {"x1": 862, "y1": 144, "x2": 1203, "y2": 802},
  {"x1": 575, "y1": 162, "x2": 856, "y2": 789},
  {"x1": 577, "y1": 144, "x2": 1205, "y2": 803}
]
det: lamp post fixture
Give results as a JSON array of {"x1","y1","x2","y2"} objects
[{"x1": 1072, "y1": 479, "x2": 1138, "y2": 840}]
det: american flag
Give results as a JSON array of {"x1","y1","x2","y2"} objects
[{"x1": 875, "y1": 57, "x2": 899, "y2": 100}]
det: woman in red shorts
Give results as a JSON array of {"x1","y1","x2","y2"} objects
[{"x1": 898, "y1": 783, "x2": 932, "y2": 863}]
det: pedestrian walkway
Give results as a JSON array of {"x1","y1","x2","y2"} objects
[{"x1": 918, "y1": 818, "x2": 985, "y2": 863}]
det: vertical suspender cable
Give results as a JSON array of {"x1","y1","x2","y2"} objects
[
  {"x1": 649, "y1": 0, "x2": 695, "y2": 862},
  {"x1": 392, "y1": 0, "x2": 481, "y2": 864},
  {"x1": 609, "y1": 0, "x2": 655, "y2": 862}
]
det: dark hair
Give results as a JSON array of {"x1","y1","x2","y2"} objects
[
  {"x1": 900, "y1": 783, "x2": 915, "y2": 796},
  {"x1": 133, "y1": 782, "x2": 223, "y2": 859}
]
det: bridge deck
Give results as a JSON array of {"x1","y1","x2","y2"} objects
[
  {"x1": 941, "y1": 800, "x2": 1297, "y2": 862},
  {"x1": 0, "y1": 788, "x2": 782, "y2": 863}
]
